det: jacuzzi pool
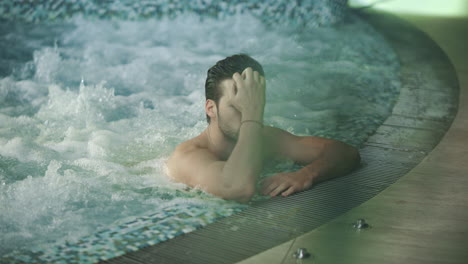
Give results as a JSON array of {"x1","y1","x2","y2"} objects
[{"x1": 0, "y1": 1, "x2": 400, "y2": 263}]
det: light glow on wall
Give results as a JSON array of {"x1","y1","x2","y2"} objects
[{"x1": 349, "y1": 0, "x2": 468, "y2": 17}]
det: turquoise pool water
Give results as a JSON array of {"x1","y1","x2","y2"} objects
[{"x1": 0, "y1": 1, "x2": 400, "y2": 263}]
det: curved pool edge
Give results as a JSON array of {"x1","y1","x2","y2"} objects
[
  {"x1": 101, "y1": 9, "x2": 461, "y2": 264},
  {"x1": 238, "y1": 10, "x2": 468, "y2": 264}
]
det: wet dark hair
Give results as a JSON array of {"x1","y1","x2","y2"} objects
[{"x1": 205, "y1": 54, "x2": 264, "y2": 123}]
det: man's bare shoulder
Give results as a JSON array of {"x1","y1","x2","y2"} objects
[
  {"x1": 171, "y1": 138, "x2": 202, "y2": 157},
  {"x1": 166, "y1": 136, "x2": 216, "y2": 184}
]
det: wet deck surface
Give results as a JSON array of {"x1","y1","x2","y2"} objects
[{"x1": 102, "y1": 10, "x2": 460, "y2": 264}]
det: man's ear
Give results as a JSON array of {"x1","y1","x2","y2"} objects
[{"x1": 205, "y1": 99, "x2": 217, "y2": 121}]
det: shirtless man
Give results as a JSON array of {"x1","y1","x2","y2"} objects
[{"x1": 167, "y1": 54, "x2": 360, "y2": 203}]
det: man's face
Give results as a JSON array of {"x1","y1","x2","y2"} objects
[{"x1": 216, "y1": 79, "x2": 242, "y2": 141}]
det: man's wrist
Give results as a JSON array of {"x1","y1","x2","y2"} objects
[
  {"x1": 241, "y1": 112, "x2": 263, "y2": 123},
  {"x1": 299, "y1": 165, "x2": 319, "y2": 182},
  {"x1": 240, "y1": 120, "x2": 263, "y2": 128}
]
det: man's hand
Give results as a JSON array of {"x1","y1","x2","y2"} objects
[
  {"x1": 230, "y1": 67, "x2": 265, "y2": 122},
  {"x1": 260, "y1": 170, "x2": 314, "y2": 197}
]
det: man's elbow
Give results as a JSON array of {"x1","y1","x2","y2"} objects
[
  {"x1": 236, "y1": 187, "x2": 255, "y2": 203},
  {"x1": 331, "y1": 140, "x2": 361, "y2": 171},
  {"x1": 222, "y1": 185, "x2": 255, "y2": 204},
  {"x1": 348, "y1": 144, "x2": 361, "y2": 171}
]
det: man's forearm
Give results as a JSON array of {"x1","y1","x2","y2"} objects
[
  {"x1": 299, "y1": 141, "x2": 360, "y2": 184},
  {"x1": 221, "y1": 122, "x2": 263, "y2": 195}
]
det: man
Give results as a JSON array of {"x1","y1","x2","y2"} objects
[{"x1": 167, "y1": 54, "x2": 360, "y2": 203}]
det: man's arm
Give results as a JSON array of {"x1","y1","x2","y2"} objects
[
  {"x1": 218, "y1": 67, "x2": 265, "y2": 201},
  {"x1": 261, "y1": 127, "x2": 361, "y2": 197},
  {"x1": 219, "y1": 121, "x2": 263, "y2": 201}
]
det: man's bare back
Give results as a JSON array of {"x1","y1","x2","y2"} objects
[{"x1": 166, "y1": 54, "x2": 360, "y2": 203}]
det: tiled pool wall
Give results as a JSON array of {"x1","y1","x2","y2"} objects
[{"x1": 3, "y1": 201, "x2": 246, "y2": 263}]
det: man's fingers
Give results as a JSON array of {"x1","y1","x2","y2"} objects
[
  {"x1": 253, "y1": 71, "x2": 259, "y2": 83},
  {"x1": 233, "y1": 81, "x2": 238, "y2": 96},
  {"x1": 261, "y1": 178, "x2": 279, "y2": 195},
  {"x1": 232, "y1": 72, "x2": 244, "y2": 95},
  {"x1": 222, "y1": 83, "x2": 235, "y2": 105},
  {"x1": 269, "y1": 183, "x2": 289, "y2": 197},
  {"x1": 281, "y1": 186, "x2": 295, "y2": 197},
  {"x1": 261, "y1": 181, "x2": 276, "y2": 196},
  {"x1": 232, "y1": 72, "x2": 242, "y2": 84},
  {"x1": 261, "y1": 175, "x2": 297, "y2": 197},
  {"x1": 242, "y1": 67, "x2": 253, "y2": 81}
]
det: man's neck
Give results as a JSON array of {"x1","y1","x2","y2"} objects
[{"x1": 204, "y1": 123, "x2": 236, "y2": 161}]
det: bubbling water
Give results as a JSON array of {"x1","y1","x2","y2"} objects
[{"x1": 0, "y1": 12, "x2": 399, "y2": 254}]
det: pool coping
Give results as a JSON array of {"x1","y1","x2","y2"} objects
[{"x1": 101, "y1": 9, "x2": 460, "y2": 264}]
